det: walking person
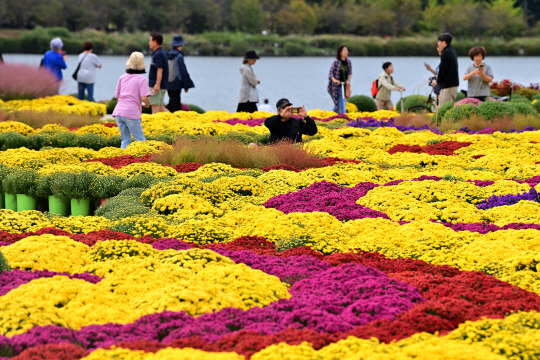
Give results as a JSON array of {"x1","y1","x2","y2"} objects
[
  {"x1": 112, "y1": 52, "x2": 151, "y2": 149},
  {"x1": 42, "y1": 37, "x2": 67, "y2": 93},
  {"x1": 328, "y1": 45, "x2": 352, "y2": 114},
  {"x1": 463, "y1": 46, "x2": 493, "y2": 102},
  {"x1": 166, "y1": 35, "x2": 195, "y2": 113},
  {"x1": 237, "y1": 50, "x2": 260, "y2": 113},
  {"x1": 148, "y1": 33, "x2": 169, "y2": 114},
  {"x1": 75, "y1": 42, "x2": 102, "y2": 102},
  {"x1": 375, "y1": 62, "x2": 405, "y2": 111},
  {"x1": 432, "y1": 33, "x2": 459, "y2": 105}
]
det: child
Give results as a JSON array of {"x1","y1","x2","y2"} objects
[{"x1": 112, "y1": 52, "x2": 151, "y2": 149}]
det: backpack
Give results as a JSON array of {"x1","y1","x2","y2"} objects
[
  {"x1": 168, "y1": 58, "x2": 177, "y2": 83},
  {"x1": 371, "y1": 79, "x2": 379, "y2": 99}
]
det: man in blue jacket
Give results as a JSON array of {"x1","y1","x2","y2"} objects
[
  {"x1": 166, "y1": 35, "x2": 195, "y2": 113},
  {"x1": 42, "y1": 37, "x2": 67, "y2": 84}
]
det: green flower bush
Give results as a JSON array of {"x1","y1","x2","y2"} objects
[
  {"x1": 347, "y1": 95, "x2": 377, "y2": 112},
  {"x1": 474, "y1": 101, "x2": 515, "y2": 121},
  {"x1": 36, "y1": 174, "x2": 53, "y2": 198},
  {"x1": 95, "y1": 188, "x2": 153, "y2": 220},
  {"x1": 0, "y1": 164, "x2": 13, "y2": 192},
  {"x1": 434, "y1": 101, "x2": 454, "y2": 122},
  {"x1": 0, "y1": 251, "x2": 10, "y2": 274},
  {"x1": 0, "y1": 131, "x2": 29, "y2": 151},
  {"x1": 2, "y1": 169, "x2": 40, "y2": 196},
  {"x1": 396, "y1": 95, "x2": 428, "y2": 112},
  {"x1": 90, "y1": 175, "x2": 125, "y2": 199},
  {"x1": 51, "y1": 171, "x2": 98, "y2": 199},
  {"x1": 442, "y1": 104, "x2": 476, "y2": 122},
  {"x1": 511, "y1": 102, "x2": 538, "y2": 116},
  {"x1": 121, "y1": 174, "x2": 162, "y2": 190}
]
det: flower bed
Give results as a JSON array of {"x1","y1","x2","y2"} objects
[{"x1": 0, "y1": 107, "x2": 539, "y2": 359}]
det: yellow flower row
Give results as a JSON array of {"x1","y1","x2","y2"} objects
[
  {"x1": 0, "y1": 235, "x2": 290, "y2": 336},
  {"x1": 2, "y1": 205, "x2": 539, "y2": 294},
  {"x1": 0, "y1": 95, "x2": 106, "y2": 116}
]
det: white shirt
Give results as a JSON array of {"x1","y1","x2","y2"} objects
[
  {"x1": 258, "y1": 103, "x2": 274, "y2": 113},
  {"x1": 76, "y1": 52, "x2": 102, "y2": 84}
]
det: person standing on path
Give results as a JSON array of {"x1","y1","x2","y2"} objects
[
  {"x1": 375, "y1": 62, "x2": 405, "y2": 111},
  {"x1": 432, "y1": 33, "x2": 459, "y2": 106},
  {"x1": 258, "y1": 99, "x2": 274, "y2": 113},
  {"x1": 76, "y1": 42, "x2": 102, "y2": 102},
  {"x1": 237, "y1": 50, "x2": 260, "y2": 113},
  {"x1": 166, "y1": 35, "x2": 194, "y2": 113},
  {"x1": 463, "y1": 46, "x2": 494, "y2": 102},
  {"x1": 328, "y1": 45, "x2": 352, "y2": 114},
  {"x1": 42, "y1": 37, "x2": 67, "y2": 91},
  {"x1": 112, "y1": 52, "x2": 151, "y2": 149},
  {"x1": 148, "y1": 33, "x2": 169, "y2": 114}
]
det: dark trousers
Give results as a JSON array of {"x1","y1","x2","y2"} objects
[
  {"x1": 236, "y1": 101, "x2": 258, "y2": 113},
  {"x1": 166, "y1": 89, "x2": 182, "y2": 112}
]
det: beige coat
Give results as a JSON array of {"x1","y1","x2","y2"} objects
[{"x1": 375, "y1": 72, "x2": 403, "y2": 101}]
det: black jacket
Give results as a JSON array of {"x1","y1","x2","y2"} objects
[
  {"x1": 437, "y1": 45, "x2": 459, "y2": 89},
  {"x1": 167, "y1": 48, "x2": 195, "y2": 91},
  {"x1": 264, "y1": 115, "x2": 318, "y2": 144}
]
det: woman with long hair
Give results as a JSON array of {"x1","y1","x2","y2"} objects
[{"x1": 327, "y1": 45, "x2": 352, "y2": 114}]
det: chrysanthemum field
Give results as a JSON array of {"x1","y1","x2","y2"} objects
[{"x1": 0, "y1": 96, "x2": 539, "y2": 360}]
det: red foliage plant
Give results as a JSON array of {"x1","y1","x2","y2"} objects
[
  {"x1": 11, "y1": 344, "x2": 87, "y2": 360},
  {"x1": 490, "y1": 79, "x2": 522, "y2": 96},
  {"x1": 388, "y1": 141, "x2": 472, "y2": 156}
]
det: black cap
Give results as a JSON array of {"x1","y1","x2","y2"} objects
[
  {"x1": 244, "y1": 50, "x2": 260, "y2": 60},
  {"x1": 276, "y1": 98, "x2": 292, "y2": 111}
]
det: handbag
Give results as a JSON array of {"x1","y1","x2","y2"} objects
[
  {"x1": 345, "y1": 82, "x2": 351, "y2": 99},
  {"x1": 72, "y1": 53, "x2": 89, "y2": 81}
]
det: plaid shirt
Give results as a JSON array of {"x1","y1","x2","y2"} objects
[{"x1": 327, "y1": 59, "x2": 352, "y2": 108}]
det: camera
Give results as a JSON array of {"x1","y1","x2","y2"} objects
[
  {"x1": 428, "y1": 76, "x2": 436, "y2": 87},
  {"x1": 291, "y1": 107, "x2": 300, "y2": 114}
]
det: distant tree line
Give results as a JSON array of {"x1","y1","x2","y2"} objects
[{"x1": 0, "y1": 0, "x2": 539, "y2": 38}]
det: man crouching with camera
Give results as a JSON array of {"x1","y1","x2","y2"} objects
[{"x1": 264, "y1": 98, "x2": 318, "y2": 144}]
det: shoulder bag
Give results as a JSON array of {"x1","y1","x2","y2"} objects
[{"x1": 72, "y1": 53, "x2": 89, "y2": 81}]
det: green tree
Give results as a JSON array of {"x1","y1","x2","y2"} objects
[
  {"x1": 487, "y1": 0, "x2": 526, "y2": 36},
  {"x1": 231, "y1": 0, "x2": 265, "y2": 33},
  {"x1": 275, "y1": 0, "x2": 317, "y2": 34}
]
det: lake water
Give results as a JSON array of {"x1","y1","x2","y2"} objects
[{"x1": 4, "y1": 54, "x2": 540, "y2": 113}]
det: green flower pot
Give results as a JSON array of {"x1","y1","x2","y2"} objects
[
  {"x1": 71, "y1": 198, "x2": 91, "y2": 216},
  {"x1": 5, "y1": 193, "x2": 17, "y2": 211},
  {"x1": 0, "y1": 192, "x2": 4, "y2": 209},
  {"x1": 48, "y1": 195, "x2": 69, "y2": 216},
  {"x1": 16, "y1": 194, "x2": 36, "y2": 211}
]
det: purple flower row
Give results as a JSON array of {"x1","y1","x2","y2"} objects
[
  {"x1": 0, "y1": 252, "x2": 423, "y2": 355},
  {"x1": 438, "y1": 221, "x2": 540, "y2": 234},
  {"x1": 263, "y1": 181, "x2": 390, "y2": 221},
  {"x1": 347, "y1": 118, "x2": 442, "y2": 134},
  {"x1": 476, "y1": 188, "x2": 539, "y2": 210},
  {"x1": 0, "y1": 269, "x2": 102, "y2": 296}
]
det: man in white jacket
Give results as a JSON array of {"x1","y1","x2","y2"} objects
[{"x1": 375, "y1": 62, "x2": 405, "y2": 111}]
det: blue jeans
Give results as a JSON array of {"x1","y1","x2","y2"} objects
[
  {"x1": 115, "y1": 116, "x2": 146, "y2": 149},
  {"x1": 333, "y1": 85, "x2": 346, "y2": 114},
  {"x1": 78, "y1": 82, "x2": 95, "y2": 102}
]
